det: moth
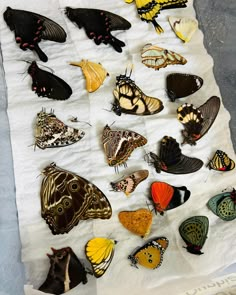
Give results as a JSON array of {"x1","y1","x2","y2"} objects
[
  {"x1": 65, "y1": 7, "x2": 131, "y2": 52},
  {"x1": 112, "y1": 70, "x2": 164, "y2": 116},
  {"x1": 28, "y1": 61, "x2": 72, "y2": 100},
  {"x1": 141, "y1": 43, "x2": 187, "y2": 70},
  {"x1": 34, "y1": 109, "x2": 85, "y2": 149},
  {"x1": 207, "y1": 150, "x2": 235, "y2": 171},
  {"x1": 4, "y1": 7, "x2": 66, "y2": 62},
  {"x1": 177, "y1": 96, "x2": 220, "y2": 145},
  {"x1": 40, "y1": 163, "x2": 112, "y2": 234}
]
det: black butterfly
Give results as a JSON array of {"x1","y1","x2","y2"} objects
[
  {"x1": 65, "y1": 7, "x2": 131, "y2": 52},
  {"x1": 145, "y1": 136, "x2": 203, "y2": 174},
  {"x1": 4, "y1": 7, "x2": 66, "y2": 62},
  {"x1": 177, "y1": 96, "x2": 220, "y2": 145},
  {"x1": 28, "y1": 61, "x2": 72, "y2": 100}
]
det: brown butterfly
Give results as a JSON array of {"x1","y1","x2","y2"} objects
[
  {"x1": 102, "y1": 124, "x2": 147, "y2": 170},
  {"x1": 41, "y1": 163, "x2": 112, "y2": 234}
]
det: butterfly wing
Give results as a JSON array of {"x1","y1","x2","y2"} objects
[
  {"x1": 141, "y1": 44, "x2": 187, "y2": 70},
  {"x1": 160, "y1": 0, "x2": 188, "y2": 10},
  {"x1": 207, "y1": 192, "x2": 228, "y2": 216},
  {"x1": 151, "y1": 182, "x2": 174, "y2": 214},
  {"x1": 40, "y1": 163, "x2": 112, "y2": 234},
  {"x1": 85, "y1": 238, "x2": 116, "y2": 278},
  {"x1": 168, "y1": 186, "x2": 191, "y2": 210},
  {"x1": 208, "y1": 150, "x2": 235, "y2": 171},
  {"x1": 179, "y1": 216, "x2": 209, "y2": 255},
  {"x1": 217, "y1": 196, "x2": 236, "y2": 221},
  {"x1": 65, "y1": 8, "x2": 131, "y2": 52}
]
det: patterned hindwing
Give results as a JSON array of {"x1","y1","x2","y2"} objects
[
  {"x1": 177, "y1": 103, "x2": 204, "y2": 145},
  {"x1": 217, "y1": 196, "x2": 236, "y2": 221},
  {"x1": 208, "y1": 150, "x2": 235, "y2": 171},
  {"x1": 102, "y1": 125, "x2": 147, "y2": 167},
  {"x1": 40, "y1": 163, "x2": 112, "y2": 234},
  {"x1": 207, "y1": 192, "x2": 227, "y2": 216},
  {"x1": 34, "y1": 109, "x2": 85, "y2": 149}
]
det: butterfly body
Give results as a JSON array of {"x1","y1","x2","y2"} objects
[
  {"x1": 4, "y1": 7, "x2": 66, "y2": 62},
  {"x1": 112, "y1": 72, "x2": 164, "y2": 116},
  {"x1": 207, "y1": 150, "x2": 235, "y2": 171},
  {"x1": 28, "y1": 62, "x2": 72, "y2": 100},
  {"x1": 39, "y1": 247, "x2": 87, "y2": 294},
  {"x1": 65, "y1": 8, "x2": 131, "y2": 52},
  {"x1": 40, "y1": 163, "x2": 112, "y2": 234}
]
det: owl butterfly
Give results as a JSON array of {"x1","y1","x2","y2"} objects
[
  {"x1": 70, "y1": 60, "x2": 109, "y2": 93},
  {"x1": 34, "y1": 109, "x2": 85, "y2": 149},
  {"x1": 179, "y1": 216, "x2": 209, "y2": 255},
  {"x1": 141, "y1": 44, "x2": 187, "y2": 70},
  {"x1": 177, "y1": 96, "x2": 220, "y2": 145},
  {"x1": 85, "y1": 237, "x2": 117, "y2": 278},
  {"x1": 65, "y1": 7, "x2": 131, "y2": 52},
  {"x1": 41, "y1": 163, "x2": 112, "y2": 234},
  {"x1": 28, "y1": 61, "x2": 72, "y2": 100},
  {"x1": 207, "y1": 188, "x2": 236, "y2": 221},
  {"x1": 145, "y1": 136, "x2": 203, "y2": 174},
  {"x1": 125, "y1": 0, "x2": 188, "y2": 34},
  {"x1": 128, "y1": 237, "x2": 169, "y2": 269},
  {"x1": 169, "y1": 16, "x2": 198, "y2": 43},
  {"x1": 110, "y1": 169, "x2": 149, "y2": 196},
  {"x1": 4, "y1": 7, "x2": 66, "y2": 62},
  {"x1": 102, "y1": 124, "x2": 147, "y2": 171},
  {"x1": 207, "y1": 150, "x2": 235, "y2": 172},
  {"x1": 39, "y1": 247, "x2": 88, "y2": 294},
  {"x1": 112, "y1": 69, "x2": 164, "y2": 116}
]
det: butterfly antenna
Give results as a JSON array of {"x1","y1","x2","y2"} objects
[
  {"x1": 102, "y1": 108, "x2": 112, "y2": 112},
  {"x1": 110, "y1": 121, "x2": 116, "y2": 127},
  {"x1": 39, "y1": 63, "x2": 55, "y2": 73},
  {"x1": 85, "y1": 267, "x2": 93, "y2": 276}
]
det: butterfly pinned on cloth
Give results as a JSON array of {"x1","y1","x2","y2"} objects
[
  {"x1": 70, "y1": 60, "x2": 109, "y2": 93},
  {"x1": 118, "y1": 208, "x2": 153, "y2": 238},
  {"x1": 39, "y1": 247, "x2": 88, "y2": 295},
  {"x1": 34, "y1": 109, "x2": 85, "y2": 149},
  {"x1": 125, "y1": 0, "x2": 188, "y2": 34},
  {"x1": 177, "y1": 96, "x2": 220, "y2": 145},
  {"x1": 141, "y1": 43, "x2": 187, "y2": 70},
  {"x1": 207, "y1": 150, "x2": 235, "y2": 172},
  {"x1": 110, "y1": 169, "x2": 149, "y2": 196},
  {"x1": 112, "y1": 69, "x2": 164, "y2": 116},
  {"x1": 85, "y1": 237, "x2": 117, "y2": 278},
  {"x1": 65, "y1": 7, "x2": 131, "y2": 52},
  {"x1": 207, "y1": 188, "x2": 236, "y2": 221},
  {"x1": 166, "y1": 73, "x2": 203, "y2": 102},
  {"x1": 40, "y1": 163, "x2": 112, "y2": 235},
  {"x1": 28, "y1": 61, "x2": 72, "y2": 100},
  {"x1": 102, "y1": 124, "x2": 147, "y2": 170},
  {"x1": 145, "y1": 136, "x2": 203, "y2": 174},
  {"x1": 4, "y1": 7, "x2": 66, "y2": 62},
  {"x1": 128, "y1": 237, "x2": 169, "y2": 269},
  {"x1": 150, "y1": 182, "x2": 191, "y2": 215},
  {"x1": 179, "y1": 216, "x2": 209, "y2": 255}
]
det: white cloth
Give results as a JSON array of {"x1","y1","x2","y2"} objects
[{"x1": 0, "y1": 0, "x2": 235, "y2": 294}]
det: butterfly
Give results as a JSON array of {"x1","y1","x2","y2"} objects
[
  {"x1": 4, "y1": 7, "x2": 66, "y2": 62},
  {"x1": 112, "y1": 69, "x2": 164, "y2": 116},
  {"x1": 179, "y1": 216, "x2": 209, "y2": 255},
  {"x1": 70, "y1": 60, "x2": 109, "y2": 93},
  {"x1": 40, "y1": 163, "x2": 112, "y2": 235},
  {"x1": 34, "y1": 109, "x2": 85, "y2": 149},
  {"x1": 102, "y1": 124, "x2": 147, "y2": 169},
  {"x1": 128, "y1": 237, "x2": 169, "y2": 269},
  {"x1": 169, "y1": 16, "x2": 198, "y2": 43},
  {"x1": 141, "y1": 44, "x2": 187, "y2": 70},
  {"x1": 166, "y1": 73, "x2": 203, "y2": 102},
  {"x1": 28, "y1": 61, "x2": 72, "y2": 100},
  {"x1": 118, "y1": 208, "x2": 153, "y2": 238},
  {"x1": 125, "y1": 0, "x2": 188, "y2": 34},
  {"x1": 145, "y1": 136, "x2": 203, "y2": 174},
  {"x1": 85, "y1": 237, "x2": 116, "y2": 278},
  {"x1": 110, "y1": 169, "x2": 149, "y2": 196},
  {"x1": 151, "y1": 182, "x2": 191, "y2": 215},
  {"x1": 39, "y1": 247, "x2": 88, "y2": 294},
  {"x1": 65, "y1": 7, "x2": 131, "y2": 52},
  {"x1": 177, "y1": 96, "x2": 220, "y2": 145},
  {"x1": 207, "y1": 150, "x2": 235, "y2": 172},
  {"x1": 207, "y1": 189, "x2": 236, "y2": 221}
]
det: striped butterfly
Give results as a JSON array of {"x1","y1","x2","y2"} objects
[
  {"x1": 179, "y1": 216, "x2": 209, "y2": 255},
  {"x1": 85, "y1": 237, "x2": 116, "y2": 278},
  {"x1": 40, "y1": 163, "x2": 112, "y2": 234},
  {"x1": 207, "y1": 150, "x2": 235, "y2": 172},
  {"x1": 112, "y1": 70, "x2": 164, "y2": 116},
  {"x1": 177, "y1": 96, "x2": 220, "y2": 145}
]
